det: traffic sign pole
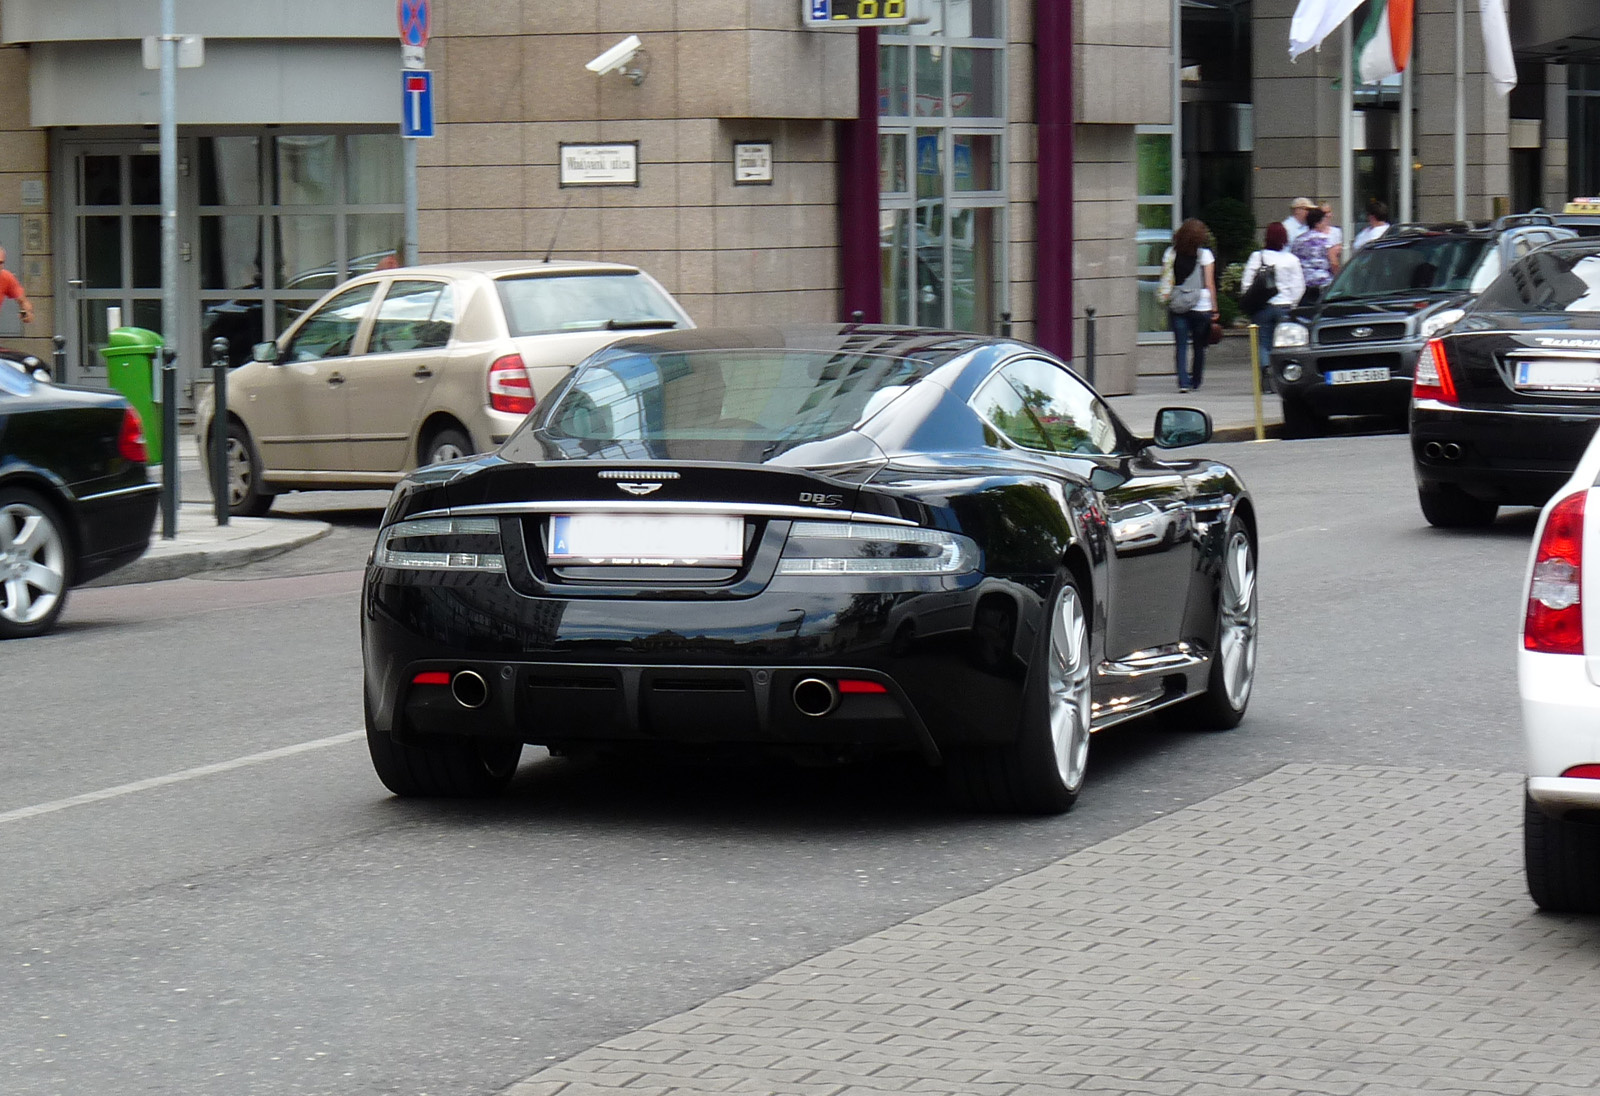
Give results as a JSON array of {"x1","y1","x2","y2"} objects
[{"x1": 397, "y1": 0, "x2": 432, "y2": 267}]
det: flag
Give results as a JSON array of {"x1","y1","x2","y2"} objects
[
  {"x1": 1480, "y1": 0, "x2": 1517, "y2": 96},
  {"x1": 1289, "y1": 0, "x2": 1364, "y2": 61},
  {"x1": 1355, "y1": 0, "x2": 1414, "y2": 84}
]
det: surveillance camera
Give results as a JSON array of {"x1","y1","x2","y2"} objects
[{"x1": 586, "y1": 35, "x2": 642, "y2": 77}]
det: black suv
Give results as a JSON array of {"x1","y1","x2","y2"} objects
[{"x1": 1269, "y1": 216, "x2": 1576, "y2": 436}]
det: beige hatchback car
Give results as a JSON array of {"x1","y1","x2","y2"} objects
[{"x1": 197, "y1": 260, "x2": 693, "y2": 515}]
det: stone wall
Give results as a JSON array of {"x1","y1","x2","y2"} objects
[{"x1": 0, "y1": 15, "x2": 49, "y2": 357}]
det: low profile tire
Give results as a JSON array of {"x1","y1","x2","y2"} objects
[
  {"x1": 365, "y1": 694, "x2": 522, "y2": 798},
  {"x1": 224, "y1": 421, "x2": 274, "y2": 517},
  {"x1": 0, "y1": 488, "x2": 70, "y2": 640},
  {"x1": 1418, "y1": 483, "x2": 1497, "y2": 529},
  {"x1": 1280, "y1": 397, "x2": 1327, "y2": 439},
  {"x1": 1525, "y1": 792, "x2": 1600, "y2": 913},
  {"x1": 950, "y1": 568, "x2": 1092, "y2": 814},
  {"x1": 423, "y1": 425, "x2": 473, "y2": 466},
  {"x1": 1177, "y1": 518, "x2": 1258, "y2": 730}
]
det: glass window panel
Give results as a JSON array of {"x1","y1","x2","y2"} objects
[
  {"x1": 346, "y1": 134, "x2": 403, "y2": 205},
  {"x1": 879, "y1": 133, "x2": 908, "y2": 193},
  {"x1": 880, "y1": 208, "x2": 911, "y2": 326},
  {"x1": 999, "y1": 358, "x2": 1119, "y2": 455},
  {"x1": 952, "y1": 0, "x2": 1000, "y2": 40},
  {"x1": 283, "y1": 282, "x2": 377, "y2": 362},
  {"x1": 129, "y1": 156, "x2": 161, "y2": 205},
  {"x1": 915, "y1": 206, "x2": 945, "y2": 327},
  {"x1": 1136, "y1": 133, "x2": 1173, "y2": 195},
  {"x1": 275, "y1": 299, "x2": 319, "y2": 338},
  {"x1": 915, "y1": 46, "x2": 943, "y2": 117},
  {"x1": 200, "y1": 216, "x2": 263, "y2": 291},
  {"x1": 970, "y1": 373, "x2": 1048, "y2": 450},
  {"x1": 368, "y1": 280, "x2": 451, "y2": 354},
  {"x1": 348, "y1": 213, "x2": 404, "y2": 276},
  {"x1": 952, "y1": 133, "x2": 999, "y2": 191},
  {"x1": 198, "y1": 136, "x2": 262, "y2": 206},
  {"x1": 915, "y1": 128, "x2": 944, "y2": 200},
  {"x1": 949, "y1": 206, "x2": 998, "y2": 333},
  {"x1": 81, "y1": 156, "x2": 121, "y2": 206},
  {"x1": 130, "y1": 299, "x2": 163, "y2": 336},
  {"x1": 879, "y1": 44, "x2": 909, "y2": 117},
  {"x1": 130, "y1": 216, "x2": 162, "y2": 288},
  {"x1": 274, "y1": 214, "x2": 339, "y2": 292},
  {"x1": 274, "y1": 135, "x2": 339, "y2": 205},
  {"x1": 1138, "y1": 203, "x2": 1174, "y2": 231},
  {"x1": 951, "y1": 48, "x2": 999, "y2": 118},
  {"x1": 82, "y1": 216, "x2": 122, "y2": 288},
  {"x1": 80, "y1": 301, "x2": 110, "y2": 370},
  {"x1": 202, "y1": 298, "x2": 264, "y2": 367}
]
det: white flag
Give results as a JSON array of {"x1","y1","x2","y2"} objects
[
  {"x1": 1480, "y1": 0, "x2": 1517, "y2": 96},
  {"x1": 1289, "y1": 0, "x2": 1365, "y2": 60}
]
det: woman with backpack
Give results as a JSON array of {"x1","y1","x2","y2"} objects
[
  {"x1": 1239, "y1": 221, "x2": 1306, "y2": 378},
  {"x1": 1158, "y1": 218, "x2": 1218, "y2": 392}
]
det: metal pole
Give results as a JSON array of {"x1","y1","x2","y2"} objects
[
  {"x1": 1170, "y1": 0, "x2": 1182, "y2": 223},
  {"x1": 1084, "y1": 307, "x2": 1097, "y2": 387},
  {"x1": 1249, "y1": 323, "x2": 1264, "y2": 442},
  {"x1": 1455, "y1": 0, "x2": 1467, "y2": 219},
  {"x1": 403, "y1": 138, "x2": 419, "y2": 265},
  {"x1": 51, "y1": 335, "x2": 65, "y2": 384},
  {"x1": 1340, "y1": 20, "x2": 1354, "y2": 258},
  {"x1": 159, "y1": 0, "x2": 179, "y2": 539},
  {"x1": 1400, "y1": 47, "x2": 1414, "y2": 223},
  {"x1": 210, "y1": 337, "x2": 230, "y2": 527}
]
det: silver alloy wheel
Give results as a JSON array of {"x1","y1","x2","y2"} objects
[
  {"x1": 1046, "y1": 584, "x2": 1092, "y2": 792},
  {"x1": 429, "y1": 440, "x2": 467, "y2": 464},
  {"x1": 0, "y1": 501, "x2": 66, "y2": 626},
  {"x1": 226, "y1": 435, "x2": 253, "y2": 507},
  {"x1": 1217, "y1": 530, "x2": 1258, "y2": 710}
]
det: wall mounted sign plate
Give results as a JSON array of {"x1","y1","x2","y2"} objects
[{"x1": 559, "y1": 143, "x2": 640, "y2": 186}]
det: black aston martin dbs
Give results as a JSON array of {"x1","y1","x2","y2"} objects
[{"x1": 361, "y1": 326, "x2": 1259, "y2": 813}]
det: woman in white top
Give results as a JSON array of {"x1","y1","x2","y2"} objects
[
  {"x1": 1157, "y1": 218, "x2": 1218, "y2": 392},
  {"x1": 1240, "y1": 221, "x2": 1306, "y2": 377}
]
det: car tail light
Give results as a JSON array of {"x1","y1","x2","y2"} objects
[
  {"x1": 488, "y1": 354, "x2": 535, "y2": 415},
  {"x1": 837, "y1": 679, "x2": 888, "y2": 694},
  {"x1": 375, "y1": 517, "x2": 506, "y2": 573},
  {"x1": 1525, "y1": 491, "x2": 1586, "y2": 654},
  {"x1": 412, "y1": 671, "x2": 451, "y2": 686},
  {"x1": 1560, "y1": 764, "x2": 1600, "y2": 779},
  {"x1": 1413, "y1": 338, "x2": 1458, "y2": 404},
  {"x1": 776, "y1": 521, "x2": 979, "y2": 576},
  {"x1": 118, "y1": 407, "x2": 148, "y2": 463}
]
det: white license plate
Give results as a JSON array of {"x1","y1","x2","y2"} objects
[
  {"x1": 1326, "y1": 367, "x2": 1391, "y2": 385},
  {"x1": 1515, "y1": 359, "x2": 1600, "y2": 391},
  {"x1": 548, "y1": 513, "x2": 744, "y2": 565}
]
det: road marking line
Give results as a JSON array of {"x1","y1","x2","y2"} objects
[{"x1": 0, "y1": 730, "x2": 364, "y2": 826}]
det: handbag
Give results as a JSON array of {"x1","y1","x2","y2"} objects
[
  {"x1": 1238, "y1": 252, "x2": 1278, "y2": 314},
  {"x1": 1208, "y1": 320, "x2": 1224, "y2": 346}
]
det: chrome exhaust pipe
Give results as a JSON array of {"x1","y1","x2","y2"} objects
[
  {"x1": 451, "y1": 669, "x2": 489, "y2": 709},
  {"x1": 792, "y1": 677, "x2": 839, "y2": 718},
  {"x1": 1424, "y1": 441, "x2": 1442, "y2": 459},
  {"x1": 1443, "y1": 442, "x2": 1462, "y2": 460}
]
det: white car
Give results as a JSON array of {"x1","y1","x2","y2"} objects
[{"x1": 1520, "y1": 426, "x2": 1600, "y2": 912}]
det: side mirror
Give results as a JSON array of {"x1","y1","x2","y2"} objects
[
  {"x1": 252, "y1": 341, "x2": 279, "y2": 364},
  {"x1": 1152, "y1": 407, "x2": 1212, "y2": 448}
]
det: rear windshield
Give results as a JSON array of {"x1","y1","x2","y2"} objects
[
  {"x1": 546, "y1": 348, "x2": 939, "y2": 451},
  {"x1": 495, "y1": 273, "x2": 682, "y2": 336},
  {"x1": 1476, "y1": 249, "x2": 1600, "y2": 313},
  {"x1": 1325, "y1": 236, "x2": 1491, "y2": 301}
]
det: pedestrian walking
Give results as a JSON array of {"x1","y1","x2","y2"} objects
[
  {"x1": 1290, "y1": 206, "x2": 1337, "y2": 307},
  {"x1": 1318, "y1": 202, "x2": 1346, "y2": 272},
  {"x1": 1281, "y1": 197, "x2": 1315, "y2": 246},
  {"x1": 0, "y1": 246, "x2": 35, "y2": 326},
  {"x1": 1157, "y1": 218, "x2": 1218, "y2": 393},
  {"x1": 1352, "y1": 199, "x2": 1392, "y2": 250},
  {"x1": 1239, "y1": 221, "x2": 1305, "y2": 377}
]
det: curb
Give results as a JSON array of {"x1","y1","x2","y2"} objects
[
  {"x1": 83, "y1": 518, "x2": 334, "y2": 588},
  {"x1": 1212, "y1": 422, "x2": 1285, "y2": 443}
]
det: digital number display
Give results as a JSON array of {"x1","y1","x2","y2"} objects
[{"x1": 804, "y1": 0, "x2": 913, "y2": 27}]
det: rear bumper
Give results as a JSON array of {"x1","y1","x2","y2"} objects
[
  {"x1": 1521, "y1": 648, "x2": 1600, "y2": 817},
  {"x1": 1411, "y1": 400, "x2": 1598, "y2": 506}
]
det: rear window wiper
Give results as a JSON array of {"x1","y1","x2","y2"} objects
[{"x1": 604, "y1": 318, "x2": 679, "y2": 330}]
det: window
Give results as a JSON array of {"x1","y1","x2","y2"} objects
[
  {"x1": 284, "y1": 282, "x2": 376, "y2": 361},
  {"x1": 367, "y1": 280, "x2": 454, "y2": 354},
  {"x1": 997, "y1": 359, "x2": 1120, "y2": 455},
  {"x1": 495, "y1": 274, "x2": 681, "y2": 337},
  {"x1": 971, "y1": 372, "x2": 1049, "y2": 450}
]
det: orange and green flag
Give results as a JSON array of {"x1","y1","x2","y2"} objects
[{"x1": 1355, "y1": 0, "x2": 1414, "y2": 84}]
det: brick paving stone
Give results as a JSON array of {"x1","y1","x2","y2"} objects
[{"x1": 496, "y1": 766, "x2": 1600, "y2": 1096}]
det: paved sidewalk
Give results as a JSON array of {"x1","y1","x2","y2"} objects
[
  {"x1": 503, "y1": 765, "x2": 1584, "y2": 1096},
  {"x1": 1106, "y1": 335, "x2": 1283, "y2": 444}
]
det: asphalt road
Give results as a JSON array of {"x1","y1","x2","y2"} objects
[{"x1": 2, "y1": 434, "x2": 1538, "y2": 1096}]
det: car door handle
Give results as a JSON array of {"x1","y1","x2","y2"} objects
[
  {"x1": 413, "y1": 366, "x2": 433, "y2": 379},
  {"x1": 326, "y1": 372, "x2": 346, "y2": 386}
]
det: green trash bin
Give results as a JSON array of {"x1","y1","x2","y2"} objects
[{"x1": 99, "y1": 327, "x2": 164, "y2": 464}]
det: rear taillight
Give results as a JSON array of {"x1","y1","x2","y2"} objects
[
  {"x1": 1525, "y1": 490, "x2": 1586, "y2": 654},
  {"x1": 1413, "y1": 338, "x2": 1458, "y2": 404},
  {"x1": 488, "y1": 354, "x2": 535, "y2": 415},
  {"x1": 1560, "y1": 764, "x2": 1600, "y2": 779},
  {"x1": 118, "y1": 407, "x2": 148, "y2": 463}
]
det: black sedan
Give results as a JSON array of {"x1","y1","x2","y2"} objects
[
  {"x1": 361, "y1": 326, "x2": 1259, "y2": 813},
  {"x1": 0, "y1": 365, "x2": 159, "y2": 637},
  {"x1": 1412, "y1": 238, "x2": 1600, "y2": 527}
]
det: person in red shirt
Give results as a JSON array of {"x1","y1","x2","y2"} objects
[{"x1": 0, "y1": 246, "x2": 35, "y2": 325}]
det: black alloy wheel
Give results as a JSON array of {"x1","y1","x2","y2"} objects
[
  {"x1": 0, "y1": 487, "x2": 71, "y2": 640},
  {"x1": 1280, "y1": 397, "x2": 1328, "y2": 439},
  {"x1": 1417, "y1": 483, "x2": 1497, "y2": 529},
  {"x1": 1175, "y1": 517, "x2": 1258, "y2": 730},
  {"x1": 1525, "y1": 793, "x2": 1600, "y2": 913},
  {"x1": 365, "y1": 695, "x2": 522, "y2": 797}
]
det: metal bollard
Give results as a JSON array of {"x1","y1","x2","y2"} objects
[
  {"x1": 160, "y1": 347, "x2": 179, "y2": 540},
  {"x1": 999, "y1": 311, "x2": 1012, "y2": 338},
  {"x1": 51, "y1": 335, "x2": 66, "y2": 384},
  {"x1": 1083, "y1": 307, "x2": 1097, "y2": 387},
  {"x1": 850, "y1": 310, "x2": 865, "y2": 324},
  {"x1": 210, "y1": 337, "x2": 230, "y2": 526}
]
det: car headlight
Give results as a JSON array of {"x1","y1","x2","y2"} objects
[
  {"x1": 375, "y1": 516, "x2": 506, "y2": 572},
  {"x1": 1273, "y1": 323, "x2": 1309, "y2": 349},
  {"x1": 776, "y1": 521, "x2": 979, "y2": 576},
  {"x1": 1420, "y1": 308, "x2": 1466, "y2": 339}
]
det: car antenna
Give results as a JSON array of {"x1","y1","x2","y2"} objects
[{"x1": 544, "y1": 193, "x2": 575, "y2": 263}]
